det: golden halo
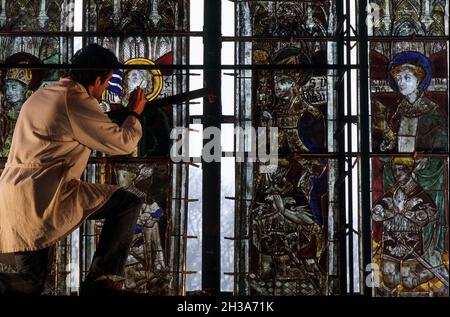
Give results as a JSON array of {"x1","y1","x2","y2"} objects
[{"x1": 124, "y1": 58, "x2": 163, "y2": 102}]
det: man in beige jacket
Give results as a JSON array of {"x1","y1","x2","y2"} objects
[{"x1": 0, "y1": 44, "x2": 146, "y2": 295}]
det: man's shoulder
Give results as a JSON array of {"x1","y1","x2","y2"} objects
[
  {"x1": 39, "y1": 78, "x2": 85, "y2": 95},
  {"x1": 28, "y1": 79, "x2": 70, "y2": 97},
  {"x1": 20, "y1": 80, "x2": 76, "y2": 114}
]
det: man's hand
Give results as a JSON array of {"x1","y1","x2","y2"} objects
[{"x1": 127, "y1": 88, "x2": 146, "y2": 115}]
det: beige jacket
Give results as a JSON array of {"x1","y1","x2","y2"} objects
[{"x1": 0, "y1": 78, "x2": 142, "y2": 252}]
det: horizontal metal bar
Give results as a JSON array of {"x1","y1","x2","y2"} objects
[
  {"x1": 0, "y1": 63, "x2": 189, "y2": 70},
  {"x1": 224, "y1": 196, "x2": 253, "y2": 202},
  {"x1": 79, "y1": 234, "x2": 98, "y2": 237},
  {"x1": 172, "y1": 197, "x2": 199, "y2": 202},
  {"x1": 280, "y1": 152, "x2": 340, "y2": 158},
  {"x1": 189, "y1": 162, "x2": 201, "y2": 168},
  {"x1": 0, "y1": 63, "x2": 360, "y2": 70},
  {"x1": 368, "y1": 35, "x2": 449, "y2": 41},
  {"x1": 0, "y1": 30, "x2": 202, "y2": 37},
  {"x1": 1, "y1": 31, "x2": 445, "y2": 42},
  {"x1": 222, "y1": 35, "x2": 449, "y2": 42},
  {"x1": 171, "y1": 234, "x2": 198, "y2": 239},
  {"x1": 174, "y1": 72, "x2": 201, "y2": 76},
  {"x1": 1, "y1": 152, "x2": 448, "y2": 165},
  {"x1": 147, "y1": 88, "x2": 207, "y2": 108},
  {"x1": 369, "y1": 152, "x2": 450, "y2": 157},
  {"x1": 12, "y1": 156, "x2": 172, "y2": 166},
  {"x1": 228, "y1": 0, "x2": 333, "y2": 4},
  {"x1": 224, "y1": 236, "x2": 250, "y2": 240},
  {"x1": 166, "y1": 271, "x2": 197, "y2": 275},
  {"x1": 86, "y1": 157, "x2": 172, "y2": 164},
  {"x1": 223, "y1": 35, "x2": 338, "y2": 41},
  {"x1": 189, "y1": 115, "x2": 235, "y2": 122}
]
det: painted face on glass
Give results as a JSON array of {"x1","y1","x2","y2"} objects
[
  {"x1": 116, "y1": 169, "x2": 137, "y2": 187},
  {"x1": 274, "y1": 74, "x2": 296, "y2": 100},
  {"x1": 394, "y1": 69, "x2": 420, "y2": 98},
  {"x1": 126, "y1": 69, "x2": 150, "y2": 91},
  {"x1": 392, "y1": 164, "x2": 413, "y2": 185},
  {"x1": 4, "y1": 80, "x2": 27, "y2": 106}
]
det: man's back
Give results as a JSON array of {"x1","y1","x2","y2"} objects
[
  {"x1": 8, "y1": 78, "x2": 77, "y2": 167},
  {"x1": 0, "y1": 77, "x2": 142, "y2": 253}
]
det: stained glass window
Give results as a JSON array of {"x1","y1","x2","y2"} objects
[
  {"x1": 369, "y1": 0, "x2": 449, "y2": 297},
  {"x1": 1, "y1": 0, "x2": 448, "y2": 298}
]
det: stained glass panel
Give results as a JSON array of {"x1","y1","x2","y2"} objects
[
  {"x1": 92, "y1": 162, "x2": 174, "y2": 294},
  {"x1": 369, "y1": 0, "x2": 449, "y2": 297},
  {"x1": 371, "y1": 156, "x2": 449, "y2": 296},
  {"x1": 0, "y1": 0, "x2": 75, "y2": 65},
  {"x1": 370, "y1": 44, "x2": 448, "y2": 153},
  {"x1": 85, "y1": 0, "x2": 188, "y2": 157},
  {"x1": 238, "y1": 1, "x2": 336, "y2": 37},
  {"x1": 100, "y1": 52, "x2": 175, "y2": 156},
  {"x1": 368, "y1": 0, "x2": 448, "y2": 36},
  {"x1": 235, "y1": 0, "x2": 339, "y2": 295},
  {"x1": 0, "y1": 0, "x2": 74, "y2": 32},
  {"x1": 248, "y1": 158, "x2": 331, "y2": 295},
  {"x1": 85, "y1": 0, "x2": 186, "y2": 32},
  {"x1": 0, "y1": 0, "x2": 191, "y2": 296},
  {"x1": 251, "y1": 43, "x2": 329, "y2": 154},
  {"x1": 0, "y1": 0, "x2": 75, "y2": 157},
  {"x1": 78, "y1": 0, "x2": 190, "y2": 295}
]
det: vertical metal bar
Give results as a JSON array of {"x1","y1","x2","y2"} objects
[
  {"x1": 82, "y1": 0, "x2": 87, "y2": 47},
  {"x1": 358, "y1": 0, "x2": 372, "y2": 297},
  {"x1": 235, "y1": 164, "x2": 243, "y2": 295},
  {"x1": 65, "y1": 236, "x2": 72, "y2": 295},
  {"x1": 78, "y1": 221, "x2": 84, "y2": 293},
  {"x1": 234, "y1": 1, "x2": 250, "y2": 295},
  {"x1": 345, "y1": 0, "x2": 354, "y2": 295},
  {"x1": 336, "y1": 0, "x2": 348, "y2": 296},
  {"x1": 165, "y1": 162, "x2": 178, "y2": 296},
  {"x1": 202, "y1": 0, "x2": 221, "y2": 295},
  {"x1": 447, "y1": 30, "x2": 450, "y2": 273},
  {"x1": 182, "y1": 163, "x2": 190, "y2": 295},
  {"x1": 171, "y1": 161, "x2": 184, "y2": 294}
]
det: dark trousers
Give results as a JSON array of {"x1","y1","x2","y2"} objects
[{"x1": 0, "y1": 189, "x2": 142, "y2": 295}]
